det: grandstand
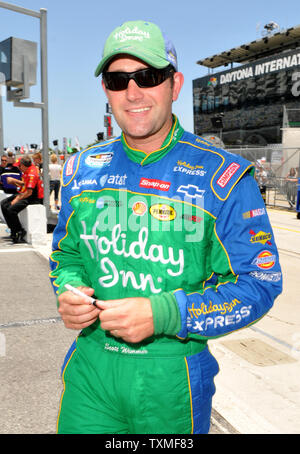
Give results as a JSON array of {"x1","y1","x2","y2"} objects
[{"x1": 193, "y1": 24, "x2": 300, "y2": 147}]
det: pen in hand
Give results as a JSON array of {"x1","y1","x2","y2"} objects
[{"x1": 65, "y1": 284, "x2": 102, "y2": 308}]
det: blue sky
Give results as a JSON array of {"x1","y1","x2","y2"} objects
[{"x1": 0, "y1": 0, "x2": 299, "y2": 150}]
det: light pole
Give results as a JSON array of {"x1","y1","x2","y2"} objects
[{"x1": 0, "y1": 1, "x2": 50, "y2": 219}]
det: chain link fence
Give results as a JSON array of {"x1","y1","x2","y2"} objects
[{"x1": 227, "y1": 144, "x2": 300, "y2": 211}]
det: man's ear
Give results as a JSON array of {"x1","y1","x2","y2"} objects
[
  {"x1": 172, "y1": 72, "x2": 184, "y2": 102},
  {"x1": 101, "y1": 79, "x2": 108, "y2": 95}
]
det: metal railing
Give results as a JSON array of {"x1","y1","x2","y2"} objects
[{"x1": 227, "y1": 145, "x2": 300, "y2": 210}]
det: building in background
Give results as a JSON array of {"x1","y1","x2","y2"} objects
[{"x1": 193, "y1": 24, "x2": 300, "y2": 147}]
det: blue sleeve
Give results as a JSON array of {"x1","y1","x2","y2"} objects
[{"x1": 174, "y1": 173, "x2": 282, "y2": 339}]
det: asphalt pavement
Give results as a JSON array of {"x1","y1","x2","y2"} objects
[{"x1": 0, "y1": 207, "x2": 299, "y2": 434}]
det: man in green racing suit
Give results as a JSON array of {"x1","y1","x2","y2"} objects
[{"x1": 49, "y1": 20, "x2": 282, "y2": 434}]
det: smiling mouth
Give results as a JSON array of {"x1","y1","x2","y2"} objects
[{"x1": 128, "y1": 107, "x2": 151, "y2": 113}]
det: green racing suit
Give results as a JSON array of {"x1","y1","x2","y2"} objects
[{"x1": 49, "y1": 116, "x2": 282, "y2": 434}]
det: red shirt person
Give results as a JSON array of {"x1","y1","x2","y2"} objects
[
  {"x1": 19, "y1": 162, "x2": 44, "y2": 201},
  {"x1": 0, "y1": 155, "x2": 43, "y2": 243}
]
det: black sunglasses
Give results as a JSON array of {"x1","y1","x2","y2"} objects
[{"x1": 102, "y1": 65, "x2": 174, "y2": 91}]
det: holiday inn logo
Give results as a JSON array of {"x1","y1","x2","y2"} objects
[{"x1": 114, "y1": 27, "x2": 150, "y2": 43}]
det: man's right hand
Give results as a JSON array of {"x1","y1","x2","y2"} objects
[{"x1": 58, "y1": 286, "x2": 100, "y2": 330}]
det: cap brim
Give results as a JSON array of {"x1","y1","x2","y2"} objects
[{"x1": 94, "y1": 48, "x2": 170, "y2": 77}]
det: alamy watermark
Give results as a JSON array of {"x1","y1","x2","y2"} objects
[{"x1": 78, "y1": 192, "x2": 205, "y2": 244}]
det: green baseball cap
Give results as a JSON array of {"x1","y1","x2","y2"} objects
[{"x1": 95, "y1": 20, "x2": 178, "y2": 77}]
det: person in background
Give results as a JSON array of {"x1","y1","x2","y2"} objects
[
  {"x1": 0, "y1": 153, "x2": 22, "y2": 194},
  {"x1": 33, "y1": 151, "x2": 43, "y2": 175},
  {"x1": 285, "y1": 167, "x2": 298, "y2": 207},
  {"x1": 7, "y1": 150, "x2": 17, "y2": 167},
  {"x1": 32, "y1": 151, "x2": 44, "y2": 202},
  {"x1": 255, "y1": 162, "x2": 268, "y2": 204},
  {"x1": 49, "y1": 153, "x2": 62, "y2": 211},
  {"x1": 0, "y1": 154, "x2": 8, "y2": 192},
  {"x1": 0, "y1": 155, "x2": 8, "y2": 182},
  {"x1": 1, "y1": 155, "x2": 43, "y2": 243}
]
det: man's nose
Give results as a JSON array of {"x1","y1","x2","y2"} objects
[{"x1": 126, "y1": 79, "x2": 144, "y2": 101}]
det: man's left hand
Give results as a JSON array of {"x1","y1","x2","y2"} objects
[
  {"x1": 10, "y1": 196, "x2": 19, "y2": 206},
  {"x1": 96, "y1": 297, "x2": 154, "y2": 343}
]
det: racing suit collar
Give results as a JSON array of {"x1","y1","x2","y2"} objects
[{"x1": 121, "y1": 115, "x2": 184, "y2": 166}]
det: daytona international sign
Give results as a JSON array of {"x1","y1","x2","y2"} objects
[{"x1": 196, "y1": 48, "x2": 300, "y2": 87}]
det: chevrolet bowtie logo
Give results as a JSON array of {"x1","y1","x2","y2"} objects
[{"x1": 177, "y1": 184, "x2": 205, "y2": 198}]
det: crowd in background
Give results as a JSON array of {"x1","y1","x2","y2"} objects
[
  {"x1": 0, "y1": 150, "x2": 62, "y2": 243},
  {"x1": 0, "y1": 150, "x2": 62, "y2": 211}
]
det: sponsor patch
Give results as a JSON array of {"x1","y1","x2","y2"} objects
[
  {"x1": 139, "y1": 178, "x2": 170, "y2": 191},
  {"x1": 79, "y1": 197, "x2": 96, "y2": 204},
  {"x1": 98, "y1": 174, "x2": 127, "y2": 187},
  {"x1": 150, "y1": 204, "x2": 176, "y2": 221},
  {"x1": 217, "y1": 162, "x2": 240, "y2": 188},
  {"x1": 96, "y1": 198, "x2": 123, "y2": 209},
  {"x1": 140, "y1": 178, "x2": 171, "y2": 191},
  {"x1": 107, "y1": 174, "x2": 127, "y2": 185},
  {"x1": 85, "y1": 152, "x2": 113, "y2": 168},
  {"x1": 100, "y1": 174, "x2": 108, "y2": 186},
  {"x1": 188, "y1": 298, "x2": 242, "y2": 318},
  {"x1": 66, "y1": 156, "x2": 76, "y2": 176},
  {"x1": 249, "y1": 271, "x2": 281, "y2": 282},
  {"x1": 243, "y1": 208, "x2": 266, "y2": 219},
  {"x1": 72, "y1": 178, "x2": 97, "y2": 190},
  {"x1": 132, "y1": 201, "x2": 147, "y2": 216},
  {"x1": 177, "y1": 184, "x2": 205, "y2": 199},
  {"x1": 190, "y1": 305, "x2": 252, "y2": 332},
  {"x1": 252, "y1": 250, "x2": 276, "y2": 270},
  {"x1": 182, "y1": 214, "x2": 203, "y2": 223},
  {"x1": 173, "y1": 160, "x2": 206, "y2": 177},
  {"x1": 249, "y1": 230, "x2": 272, "y2": 245}
]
